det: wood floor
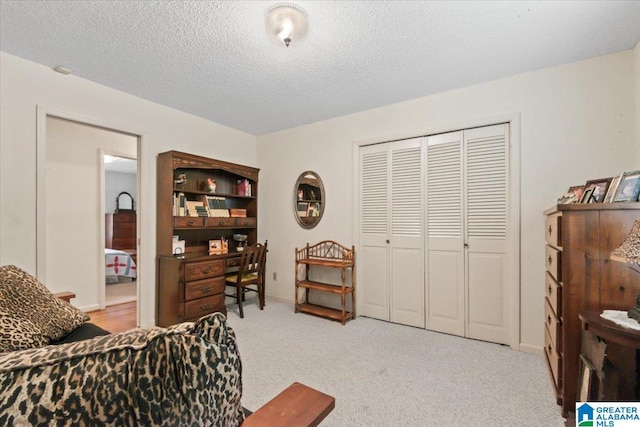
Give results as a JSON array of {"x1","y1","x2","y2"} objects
[{"x1": 87, "y1": 301, "x2": 137, "y2": 333}]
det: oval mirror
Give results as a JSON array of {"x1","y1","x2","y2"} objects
[{"x1": 293, "y1": 171, "x2": 325, "y2": 229}]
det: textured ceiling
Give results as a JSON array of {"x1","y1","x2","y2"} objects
[{"x1": 1, "y1": 1, "x2": 639, "y2": 135}]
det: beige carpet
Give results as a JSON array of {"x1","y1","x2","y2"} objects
[{"x1": 226, "y1": 298, "x2": 565, "y2": 426}]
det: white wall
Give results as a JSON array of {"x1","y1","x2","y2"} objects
[
  {"x1": 257, "y1": 50, "x2": 638, "y2": 351},
  {"x1": 0, "y1": 52, "x2": 257, "y2": 327},
  {"x1": 106, "y1": 171, "x2": 137, "y2": 214},
  {"x1": 46, "y1": 117, "x2": 136, "y2": 310}
]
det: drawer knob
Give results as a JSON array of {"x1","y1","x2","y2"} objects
[
  {"x1": 547, "y1": 285, "x2": 552, "y2": 295},
  {"x1": 548, "y1": 256, "x2": 552, "y2": 265},
  {"x1": 202, "y1": 268, "x2": 211, "y2": 274},
  {"x1": 547, "y1": 315, "x2": 551, "y2": 324},
  {"x1": 200, "y1": 304, "x2": 212, "y2": 311},
  {"x1": 548, "y1": 225, "x2": 552, "y2": 235},
  {"x1": 548, "y1": 344, "x2": 552, "y2": 352},
  {"x1": 218, "y1": 221, "x2": 225, "y2": 226},
  {"x1": 201, "y1": 286, "x2": 212, "y2": 292},
  {"x1": 187, "y1": 220, "x2": 194, "y2": 226}
]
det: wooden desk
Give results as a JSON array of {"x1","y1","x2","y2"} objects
[
  {"x1": 579, "y1": 310, "x2": 640, "y2": 401},
  {"x1": 241, "y1": 382, "x2": 335, "y2": 427}
]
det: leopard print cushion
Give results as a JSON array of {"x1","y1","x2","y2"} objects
[
  {"x1": 0, "y1": 313, "x2": 245, "y2": 426},
  {"x1": 0, "y1": 265, "x2": 86, "y2": 352}
]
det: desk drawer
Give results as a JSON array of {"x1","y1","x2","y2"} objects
[
  {"x1": 545, "y1": 214, "x2": 562, "y2": 248},
  {"x1": 185, "y1": 259, "x2": 225, "y2": 281},
  {"x1": 235, "y1": 217, "x2": 256, "y2": 227},
  {"x1": 545, "y1": 298, "x2": 561, "y2": 351},
  {"x1": 184, "y1": 294, "x2": 225, "y2": 320},
  {"x1": 206, "y1": 217, "x2": 236, "y2": 227},
  {"x1": 544, "y1": 327, "x2": 562, "y2": 389},
  {"x1": 185, "y1": 276, "x2": 225, "y2": 301},
  {"x1": 174, "y1": 217, "x2": 205, "y2": 228},
  {"x1": 545, "y1": 272, "x2": 561, "y2": 316},
  {"x1": 545, "y1": 245, "x2": 562, "y2": 282}
]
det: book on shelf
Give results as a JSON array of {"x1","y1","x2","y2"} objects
[
  {"x1": 186, "y1": 200, "x2": 205, "y2": 217},
  {"x1": 236, "y1": 179, "x2": 251, "y2": 197},
  {"x1": 297, "y1": 202, "x2": 309, "y2": 217},
  {"x1": 173, "y1": 192, "x2": 187, "y2": 216},
  {"x1": 200, "y1": 195, "x2": 230, "y2": 217}
]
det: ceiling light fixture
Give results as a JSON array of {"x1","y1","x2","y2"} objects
[{"x1": 265, "y1": 3, "x2": 308, "y2": 47}]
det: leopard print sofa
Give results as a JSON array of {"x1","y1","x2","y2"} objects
[{"x1": 0, "y1": 313, "x2": 245, "y2": 426}]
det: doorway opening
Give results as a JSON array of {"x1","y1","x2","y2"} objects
[
  {"x1": 37, "y1": 108, "x2": 142, "y2": 329},
  {"x1": 104, "y1": 153, "x2": 138, "y2": 307}
]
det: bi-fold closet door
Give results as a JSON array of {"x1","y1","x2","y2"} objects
[
  {"x1": 359, "y1": 124, "x2": 510, "y2": 345},
  {"x1": 360, "y1": 138, "x2": 425, "y2": 328}
]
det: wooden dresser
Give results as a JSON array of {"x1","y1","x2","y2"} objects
[
  {"x1": 543, "y1": 203, "x2": 640, "y2": 417},
  {"x1": 106, "y1": 211, "x2": 136, "y2": 256}
]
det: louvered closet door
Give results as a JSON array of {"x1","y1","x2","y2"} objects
[
  {"x1": 464, "y1": 124, "x2": 509, "y2": 345},
  {"x1": 359, "y1": 139, "x2": 423, "y2": 326},
  {"x1": 389, "y1": 139, "x2": 424, "y2": 328},
  {"x1": 426, "y1": 131, "x2": 465, "y2": 336},
  {"x1": 360, "y1": 143, "x2": 391, "y2": 321}
]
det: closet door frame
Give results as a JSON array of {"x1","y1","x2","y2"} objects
[{"x1": 352, "y1": 114, "x2": 521, "y2": 351}]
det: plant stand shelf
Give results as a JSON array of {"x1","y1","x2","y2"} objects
[{"x1": 294, "y1": 241, "x2": 355, "y2": 325}]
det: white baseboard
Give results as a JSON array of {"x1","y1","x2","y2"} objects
[
  {"x1": 80, "y1": 303, "x2": 100, "y2": 313},
  {"x1": 519, "y1": 343, "x2": 543, "y2": 355}
]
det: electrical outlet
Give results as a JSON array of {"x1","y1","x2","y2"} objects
[{"x1": 273, "y1": 272, "x2": 277, "y2": 281}]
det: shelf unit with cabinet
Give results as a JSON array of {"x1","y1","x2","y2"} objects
[{"x1": 156, "y1": 150, "x2": 259, "y2": 327}]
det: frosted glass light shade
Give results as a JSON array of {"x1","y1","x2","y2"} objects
[{"x1": 265, "y1": 3, "x2": 308, "y2": 47}]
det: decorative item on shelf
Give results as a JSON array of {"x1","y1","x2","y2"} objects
[
  {"x1": 298, "y1": 189, "x2": 304, "y2": 200},
  {"x1": 209, "y1": 238, "x2": 228, "y2": 255},
  {"x1": 172, "y1": 239, "x2": 185, "y2": 256},
  {"x1": 558, "y1": 185, "x2": 585, "y2": 204},
  {"x1": 584, "y1": 177, "x2": 613, "y2": 203},
  {"x1": 230, "y1": 209, "x2": 247, "y2": 218},
  {"x1": 207, "y1": 178, "x2": 217, "y2": 193},
  {"x1": 610, "y1": 219, "x2": 640, "y2": 321},
  {"x1": 174, "y1": 173, "x2": 187, "y2": 188},
  {"x1": 233, "y1": 234, "x2": 247, "y2": 251}
]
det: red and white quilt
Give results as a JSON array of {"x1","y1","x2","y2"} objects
[{"x1": 105, "y1": 249, "x2": 137, "y2": 279}]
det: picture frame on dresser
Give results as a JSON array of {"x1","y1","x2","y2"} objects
[
  {"x1": 579, "y1": 187, "x2": 594, "y2": 204},
  {"x1": 613, "y1": 170, "x2": 640, "y2": 202},
  {"x1": 584, "y1": 177, "x2": 612, "y2": 203}
]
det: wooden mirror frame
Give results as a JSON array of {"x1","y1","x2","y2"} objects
[{"x1": 293, "y1": 171, "x2": 325, "y2": 229}]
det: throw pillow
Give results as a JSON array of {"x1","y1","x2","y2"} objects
[{"x1": 0, "y1": 265, "x2": 86, "y2": 352}]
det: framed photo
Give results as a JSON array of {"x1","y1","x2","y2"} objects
[
  {"x1": 603, "y1": 174, "x2": 622, "y2": 203},
  {"x1": 577, "y1": 354, "x2": 598, "y2": 401},
  {"x1": 559, "y1": 185, "x2": 585, "y2": 204},
  {"x1": 580, "y1": 187, "x2": 594, "y2": 204},
  {"x1": 613, "y1": 170, "x2": 640, "y2": 202},
  {"x1": 584, "y1": 177, "x2": 613, "y2": 203}
]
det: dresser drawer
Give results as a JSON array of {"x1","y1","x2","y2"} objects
[
  {"x1": 545, "y1": 272, "x2": 561, "y2": 316},
  {"x1": 174, "y1": 217, "x2": 205, "y2": 228},
  {"x1": 544, "y1": 298, "x2": 561, "y2": 351},
  {"x1": 206, "y1": 217, "x2": 236, "y2": 227},
  {"x1": 545, "y1": 213, "x2": 562, "y2": 248},
  {"x1": 185, "y1": 259, "x2": 225, "y2": 281},
  {"x1": 184, "y1": 294, "x2": 225, "y2": 320},
  {"x1": 545, "y1": 245, "x2": 562, "y2": 282},
  {"x1": 544, "y1": 326, "x2": 562, "y2": 389},
  {"x1": 185, "y1": 276, "x2": 225, "y2": 301}
]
